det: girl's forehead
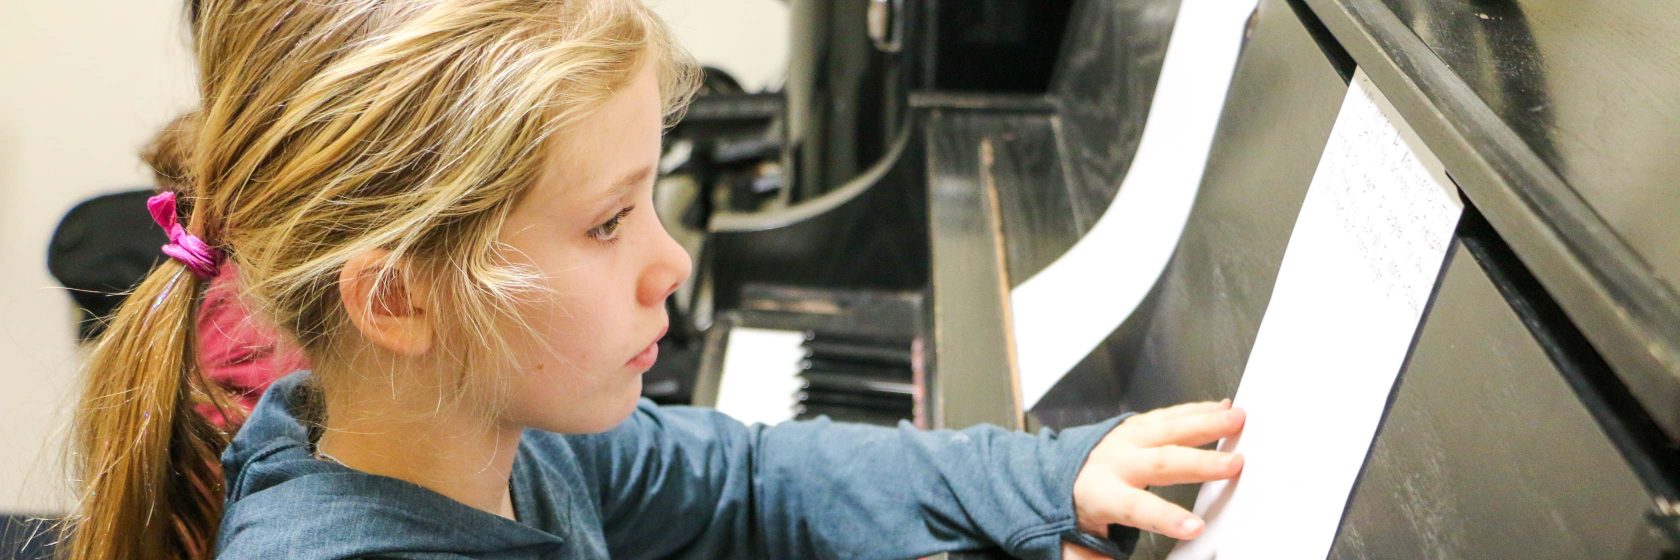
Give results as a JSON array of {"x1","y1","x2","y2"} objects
[
  {"x1": 540, "y1": 67, "x2": 664, "y2": 200},
  {"x1": 539, "y1": 131, "x2": 654, "y2": 208}
]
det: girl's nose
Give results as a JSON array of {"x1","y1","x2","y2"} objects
[{"x1": 637, "y1": 220, "x2": 692, "y2": 307}]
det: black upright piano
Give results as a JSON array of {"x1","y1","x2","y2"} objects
[{"x1": 668, "y1": 0, "x2": 1680, "y2": 557}]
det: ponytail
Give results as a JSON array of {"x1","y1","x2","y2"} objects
[
  {"x1": 141, "y1": 112, "x2": 200, "y2": 195},
  {"x1": 64, "y1": 113, "x2": 232, "y2": 559}
]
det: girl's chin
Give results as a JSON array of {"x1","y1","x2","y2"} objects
[
  {"x1": 591, "y1": 378, "x2": 645, "y2": 431},
  {"x1": 515, "y1": 377, "x2": 642, "y2": 434},
  {"x1": 581, "y1": 392, "x2": 642, "y2": 433}
]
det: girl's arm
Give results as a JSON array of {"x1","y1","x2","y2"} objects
[{"x1": 563, "y1": 400, "x2": 1126, "y2": 559}]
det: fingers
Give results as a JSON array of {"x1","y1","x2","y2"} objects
[
  {"x1": 1125, "y1": 406, "x2": 1245, "y2": 448},
  {"x1": 1073, "y1": 400, "x2": 1241, "y2": 543},
  {"x1": 1094, "y1": 486, "x2": 1205, "y2": 540},
  {"x1": 1119, "y1": 445, "x2": 1243, "y2": 486}
]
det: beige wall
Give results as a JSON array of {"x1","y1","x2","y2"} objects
[
  {"x1": 0, "y1": 0, "x2": 786, "y2": 515},
  {"x1": 0, "y1": 1, "x2": 200, "y2": 515},
  {"x1": 654, "y1": 0, "x2": 790, "y2": 92}
]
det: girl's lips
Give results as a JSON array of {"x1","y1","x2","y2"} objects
[
  {"x1": 627, "y1": 341, "x2": 658, "y2": 370},
  {"x1": 627, "y1": 326, "x2": 667, "y2": 370}
]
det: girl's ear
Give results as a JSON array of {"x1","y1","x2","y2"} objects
[{"x1": 338, "y1": 249, "x2": 434, "y2": 356}]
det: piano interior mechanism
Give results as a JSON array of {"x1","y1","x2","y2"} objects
[{"x1": 656, "y1": 0, "x2": 1680, "y2": 557}]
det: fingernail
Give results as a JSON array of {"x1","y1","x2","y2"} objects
[
  {"x1": 1219, "y1": 398, "x2": 1232, "y2": 407},
  {"x1": 1180, "y1": 518, "x2": 1203, "y2": 535}
]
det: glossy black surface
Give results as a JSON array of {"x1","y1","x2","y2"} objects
[
  {"x1": 703, "y1": 0, "x2": 1678, "y2": 553},
  {"x1": 682, "y1": 0, "x2": 1680, "y2": 556},
  {"x1": 1031, "y1": 0, "x2": 1346, "y2": 429},
  {"x1": 1119, "y1": 245, "x2": 1659, "y2": 559},
  {"x1": 911, "y1": 0, "x2": 1175, "y2": 286},
  {"x1": 1305, "y1": 0, "x2": 1680, "y2": 440},
  {"x1": 1322, "y1": 240, "x2": 1656, "y2": 559},
  {"x1": 1014, "y1": 0, "x2": 1664, "y2": 555},
  {"x1": 923, "y1": 107, "x2": 1029, "y2": 430},
  {"x1": 1378, "y1": 0, "x2": 1680, "y2": 297},
  {"x1": 784, "y1": 0, "x2": 913, "y2": 202},
  {"x1": 1010, "y1": 0, "x2": 1680, "y2": 442},
  {"x1": 701, "y1": 125, "x2": 928, "y2": 314},
  {"x1": 1043, "y1": 0, "x2": 1181, "y2": 259},
  {"x1": 940, "y1": 109, "x2": 1077, "y2": 285},
  {"x1": 936, "y1": 0, "x2": 1183, "y2": 288},
  {"x1": 1036, "y1": 0, "x2": 1672, "y2": 555},
  {"x1": 923, "y1": 0, "x2": 1074, "y2": 92}
]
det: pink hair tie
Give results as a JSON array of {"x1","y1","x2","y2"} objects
[{"x1": 146, "y1": 192, "x2": 221, "y2": 280}]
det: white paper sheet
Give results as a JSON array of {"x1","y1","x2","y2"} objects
[
  {"x1": 1012, "y1": 0, "x2": 1259, "y2": 409},
  {"x1": 1167, "y1": 69, "x2": 1463, "y2": 560},
  {"x1": 714, "y1": 327, "x2": 806, "y2": 426}
]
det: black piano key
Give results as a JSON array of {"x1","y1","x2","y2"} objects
[
  {"x1": 802, "y1": 330, "x2": 913, "y2": 350},
  {"x1": 794, "y1": 403, "x2": 910, "y2": 426},
  {"x1": 799, "y1": 359, "x2": 913, "y2": 380},
  {"x1": 801, "y1": 341, "x2": 913, "y2": 367},
  {"x1": 795, "y1": 390, "x2": 913, "y2": 414},
  {"x1": 798, "y1": 372, "x2": 915, "y2": 396}
]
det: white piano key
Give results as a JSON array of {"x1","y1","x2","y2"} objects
[{"x1": 714, "y1": 327, "x2": 807, "y2": 426}]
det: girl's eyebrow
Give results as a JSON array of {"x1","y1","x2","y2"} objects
[
  {"x1": 605, "y1": 164, "x2": 655, "y2": 199},
  {"x1": 587, "y1": 164, "x2": 655, "y2": 216}
]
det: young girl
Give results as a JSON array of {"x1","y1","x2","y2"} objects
[{"x1": 67, "y1": 1, "x2": 1245, "y2": 558}]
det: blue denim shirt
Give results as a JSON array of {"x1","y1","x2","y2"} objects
[{"x1": 216, "y1": 372, "x2": 1124, "y2": 559}]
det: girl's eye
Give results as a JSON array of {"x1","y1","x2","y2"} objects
[{"x1": 588, "y1": 206, "x2": 635, "y2": 242}]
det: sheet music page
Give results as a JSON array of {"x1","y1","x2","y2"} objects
[
  {"x1": 1011, "y1": 0, "x2": 1258, "y2": 409},
  {"x1": 715, "y1": 327, "x2": 806, "y2": 426},
  {"x1": 1166, "y1": 69, "x2": 1462, "y2": 560}
]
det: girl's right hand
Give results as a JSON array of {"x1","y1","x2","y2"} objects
[{"x1": 1067, "y1": 399, "x2": 1246, "y2": 551}]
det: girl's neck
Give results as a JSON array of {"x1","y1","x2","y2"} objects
[{"x1": 313, "y1": 364, "x2": 523, "y2": 521}]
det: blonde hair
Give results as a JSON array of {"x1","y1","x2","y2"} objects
[{"x1": 66, "y1": 1, "x2": 699, "y2": 558}]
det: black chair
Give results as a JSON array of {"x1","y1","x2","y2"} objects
[{"x1": 46, "y1": 188, "x2": 169, "y2": 342}]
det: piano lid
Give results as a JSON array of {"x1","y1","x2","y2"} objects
[
  {"x1": 1305, "y1": 0, "x2": 1680, "y2": 446},
  {"x1": 1375, "y1": 0, "x2": 1680, "y2": 297}
]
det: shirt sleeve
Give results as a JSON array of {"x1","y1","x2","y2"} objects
[{"x1": 562, "y1": 400, "x2": 1125, "y2": 560}]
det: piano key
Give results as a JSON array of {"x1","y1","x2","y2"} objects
[
  {"x1": 802, "y1": 330, "x2": 915, "y2": 350},
  {"x1": 794, "y1": 403, "x2": 911, "y2": 426},
  {"x1": 713, "y1": 327, "x2": 807, "y2": 425},
  {"x1": 798, "y1": 359, "x2": 913, "y2": 380},
  {"x1": 795, "y1": 390, "x2": 914, "y2": 414},
  {"x1": 798, "y1": 372, "x2": 916, "y2": 396},
  {"x1": 801, "y1": 340, "x2": 914, "y2": 367}
]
